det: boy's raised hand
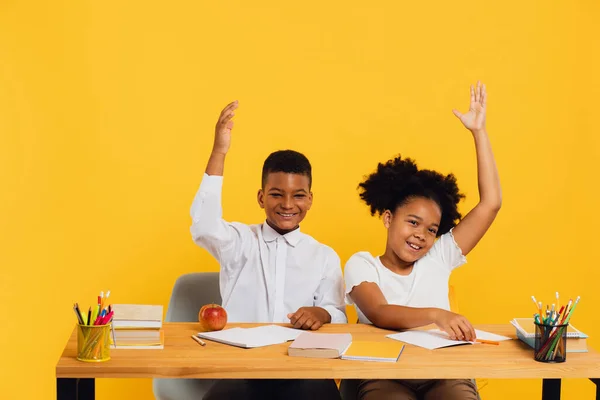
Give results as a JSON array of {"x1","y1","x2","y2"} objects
[
  {"x1": 453, "y1": 81, "x2": 486, "y2": 133},
  {"x1": 432, "y1": 309, "x2": 476, "y2": 342},
  {"x1": 287, "y1": 307, "x2": 331, "y2": 330},
  {"x1": 213, "y1": 101, "x2": 238, "y2": 155}
]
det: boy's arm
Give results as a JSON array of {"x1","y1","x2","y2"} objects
[
  {"x1": 190, "y1": 101, "x2": 245, "y2": 264},
  {"x1": 348, "y1": 282, "x2": 476, "y2": 341},
  {"x1": 314, "y1": 251, "x2": 347, "y2": 323},
  {"x1": 451, "y1": 82, "x2": 502, "y2": 256},
  {"x1": 287, "y1": 251, "x2": 347, "y2": 330},
  {"x1": 206, "y1": 100, "x2": 237, "y2": 176}
]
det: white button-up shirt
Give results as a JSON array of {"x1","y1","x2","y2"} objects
[{"x1": 190, "y1": 174, "x2": 347, "y2": 324}]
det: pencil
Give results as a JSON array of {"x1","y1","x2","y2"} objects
[
  {"x1": 476, "y1": 339, "x2": 500, "y2": 345},
  {"x1": 191, "y1": 335, "x2": 206, "y2": 346},
  {"x1": 531, "y1": 296, "x2": 539, "y2": 313}
]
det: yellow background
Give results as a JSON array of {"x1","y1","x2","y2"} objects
[{"x1": 1, "y1": 1, "x2": 599, "y2": 399}]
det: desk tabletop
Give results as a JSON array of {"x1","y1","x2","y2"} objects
[{"x1": 56, "y1": 323, "x2": 600, "y2": 379}]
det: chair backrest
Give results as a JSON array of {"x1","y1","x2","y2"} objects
[
  {"x1": 165, "y1": 272, "x2": 222, "y2": 322},
  {"x1": 448, "y1": 285, "x2": 459, "y2": 313},
  {"x1": 153, "y1": 273, "x2": 222, "y2": 400}
]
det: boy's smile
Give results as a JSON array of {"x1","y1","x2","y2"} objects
[{"x1": 257, "y1": 172, "x2": 313, "y2": 235}]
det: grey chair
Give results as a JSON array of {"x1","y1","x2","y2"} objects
[{"x1": 153, "y1": 272, "x2": 222, "y2": 400}]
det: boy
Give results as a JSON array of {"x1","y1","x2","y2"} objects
[{"x1": 190, "y1": 101, "x2": 346, "y2": 400}]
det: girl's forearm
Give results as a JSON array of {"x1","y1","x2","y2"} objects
[
  {"x1": 369, "y1": 305, "x2": 439, "y2": 330},
  {"x1": 472, "y1": 129, "x2": 502, "y2": 211}
]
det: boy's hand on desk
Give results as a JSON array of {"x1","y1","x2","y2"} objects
[
  {"x1": 212, "y1": 100, "x2": 238, "y2": 155},
  {"x1": 287, "y1": 307, "x2": 331, "y2": 330},
  {"x1": 432, "y1": 309, "x2": 476, "y2": 341}
]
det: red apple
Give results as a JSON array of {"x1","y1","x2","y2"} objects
[{"x1": 198, "y1": 303, "x2": 227, "y2": 331}]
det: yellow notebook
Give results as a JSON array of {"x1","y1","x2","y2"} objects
[{"x1": 341, "y1": 340, "x2": 404, "y2": 363}]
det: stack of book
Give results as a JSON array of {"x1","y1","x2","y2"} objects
[
  {"x1": 111, "y1": 304, "x2": 164, "y2": 349},
  {"x1": 287, "y1": 332, "x2": 405, "y2": 363},
  {"x1": 288, "y1": 332, "x2": 352, "y2": 359},
  {"x1": 510, "y1": 317, "x2": 588, "y2": 353}
]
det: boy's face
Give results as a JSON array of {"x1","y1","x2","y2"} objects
[
  {"x1": 257, "y1": 172, "x2": 313, "y2": 234},
  {"x1": 384, "y1": 196, "x2": 441, "y2": 264}
]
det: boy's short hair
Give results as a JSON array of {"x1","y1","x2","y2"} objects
[{"x1": 262, "y1": 150, "x2": 312, "y2": 189}]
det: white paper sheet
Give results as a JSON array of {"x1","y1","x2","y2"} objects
[{"x1": 387, "y1": 329, "x2": 511, "y2": 350}]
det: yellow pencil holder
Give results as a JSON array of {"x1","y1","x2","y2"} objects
[{"x1": 76, "y1": 324, "x2": 112, "y2": 362}]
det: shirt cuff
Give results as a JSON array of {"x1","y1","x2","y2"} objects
[
  {"x1": 322, "y1": 305, "x2": 348, "y2": 324},
  {"x1": 190, "y1": 174, "x2": 224, "y2": 221},
  {"x1": 199, "y1": 173, "x2": 224, "y2": 192}
]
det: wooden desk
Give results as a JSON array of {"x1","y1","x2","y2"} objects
[{"x1": 56, "y1": 323, "x2": 600, "y2": 400}]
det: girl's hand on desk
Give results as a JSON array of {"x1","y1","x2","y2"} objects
[
  {"x1": 287, "y1": 307, "x2": 331, "y2": 330},
  {"x1": 432, "y1": 309, "x2": 476, "y2": 341}
]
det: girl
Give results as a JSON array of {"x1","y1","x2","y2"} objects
[{"x1": 345, "y1": 81, "x2": 501, "y2": 400}]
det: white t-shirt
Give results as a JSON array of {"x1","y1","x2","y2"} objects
[{"x1": 344, "y1": 230, "x2": 466, "y2": 324}]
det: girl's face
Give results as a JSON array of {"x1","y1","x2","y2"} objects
[{"x1": 383, "y1": 196, "x2": 442, "y2": 265}]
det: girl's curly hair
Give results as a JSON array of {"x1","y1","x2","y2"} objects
[{"x1": 358, "y1": 155, "x2": 465, "y2": 236}]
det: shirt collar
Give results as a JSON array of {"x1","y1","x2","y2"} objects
[{"x1": 261, "y1": 222, "x2": 303, "y2": 247}]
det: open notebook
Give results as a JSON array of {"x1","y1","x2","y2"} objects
[
  {"x1": 341, "y1": 340, "x2": 405, "y2": 362},
  {"x1": 197, "y1": 325, "x2": 302, "y2": 348},
  {"x1": 387, "y1": 329, "x2": 511, "y2": 350}
]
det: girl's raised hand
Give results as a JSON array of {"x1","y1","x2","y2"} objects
[{"x1": 453, "y1": 81, "x2": 486, "y2": 133}]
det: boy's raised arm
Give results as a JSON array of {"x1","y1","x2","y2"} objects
[
  {"x1": 190, "y1": 101, "x2": 245, "y2": 265},
  {"x1": 205, "y1": 100, "x2": 238, "y2": 176}
]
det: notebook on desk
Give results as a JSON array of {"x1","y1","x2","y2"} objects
[
  {"x1": 510, "y1": 318, "x2": 588, "y2": 352},
  {"x1": 341, "y1": 340, "x2": 405, "y2": 362},
  {"x1": 111, "y1": 330, "x2": 165, "y2": 349},
  {"x1": 387, "y1": 329, "x2": 511, "y2": 350},
  {"x1": 197, "y1": 325, "x2": 302, "y2": 348},
  {"x1": 510, "y1": 318, "x2": 587, "y2": 338},
  {"x1": 111, "y1": 304, "x2": 163, "y2": 329},
  {"x1": 288, "y1": 332, "x2": 352, "y2": 359}
]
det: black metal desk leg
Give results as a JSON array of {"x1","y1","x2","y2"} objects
[
  {"x1": 589, "y1": 378, "x2": 600, "y2": 400},
  {"x1": 57, "y1": 378, "x2": 95, "y2": 400},
  {"x1": 542, "y1": 379, "x2": 561, "y2": 400}
]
